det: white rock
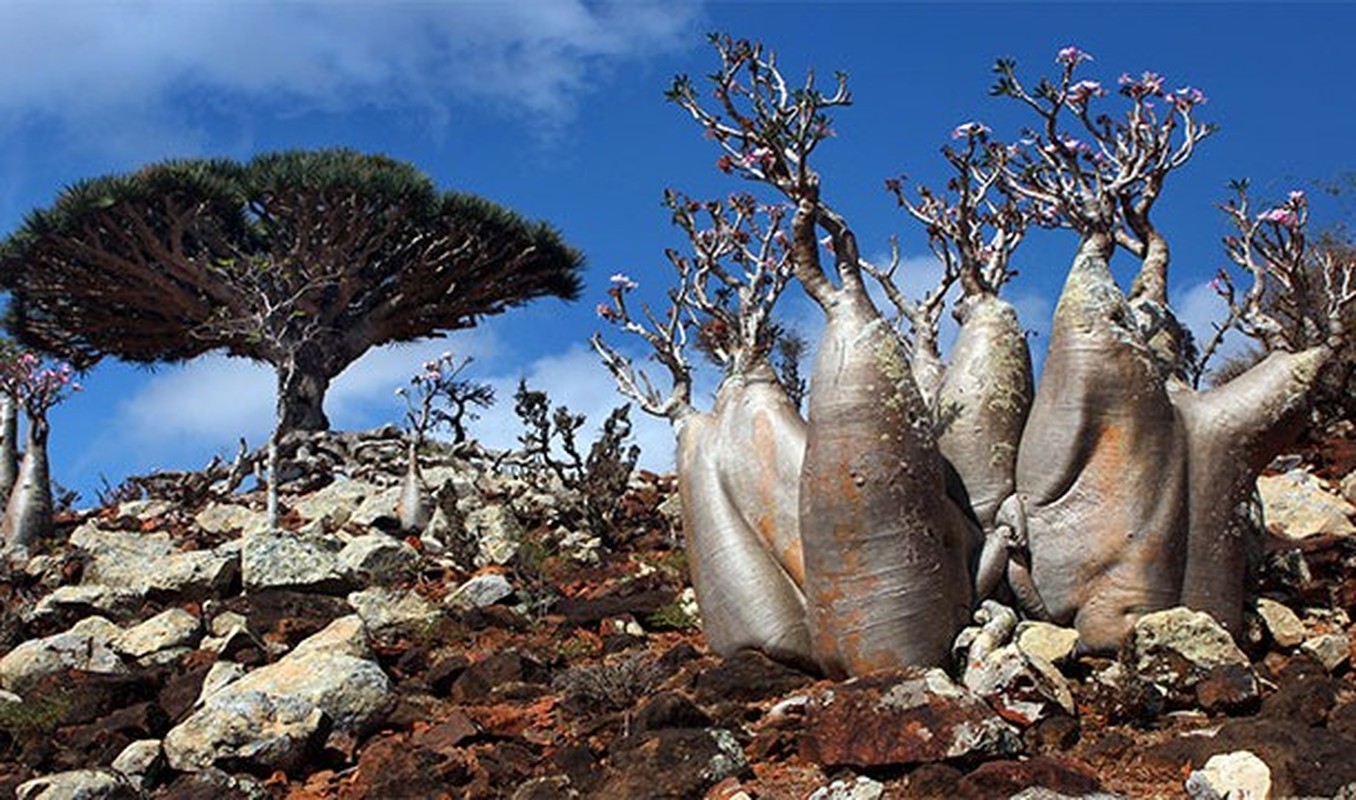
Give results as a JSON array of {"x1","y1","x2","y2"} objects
[
  {"x1": 198, "y1": 662, "x2": 248, "y2": 705},
  {"x1": 113, "y1": 608, "x2": 201, "y2": 660},
  {"x1": 1342, "y1": 469, "x2": 1356, "y2": 507},
  {"x1": 349, "y1": 485, "x2": 404, "y2": 527},
  {"x1": 1016, "y1": 621, "x2": 1081, "y2": 666},
  {"x1": 27, "y1": 585, "x2": 141, "y2": 624},
  {"x1": 0, "y1": 617, "x2": 127, "y2": 693},
  {"x1": 464, "y1": 504, "x2": 523, "y2": 567},
  {"x1": 240, "y1": 529, "x2": 349, "y2": 592},
  {"x1": 117, "y1": 499, "x2": 175, "y2": 521},
  {"x1": 163, "y1": 691, "x2": 327, "y2": 773},
  {"x1": 291, "y1": 479, "x2": 372, "y2": 530},
  {"x1": 347, "y1": 586, "x2": 441, "y2": 641},
  {"x1": 69, "y1": 525, "x2": 175, "y2": 588},
  {"x1": 338, "y1": 533, "x2": 420, "y2": 583},
  {"x1": 445, "y1": 573, "x2": 514, "y2": 609},
  {"x1": 1301, "y1": 633, "x2": 1351, "y2": 672},
  {"x1": 1185, "y1": 750, "x2": 1272, "y2": 800},
  {"x1": 1254, "y1": 598, "x2": 1305, "y2": 648},
  {"x1": 809, "y1": 775, "x2": 885, "y2": 800},
  {"x1": 194, "y1": 504, "x2": 268, "y2": 536},
  {"x1": 142, "y1": 546, "x2": 239, "y2": 599},
  {"x1": 111, "y1": 739, "x2": 164, "y2": 784},
  {"x1": 165, "y1": 617, "x2": 389, "y2": 774},
  {"x1": 1257, "y1": 470, "x2": 1356, "y2": 538},
  {"x1": 1128, "y1": 608, "x2": 1255, "y2": 695},
  {"x1": 15, "y1": 769, "x2": 137, "y2": 800},
  {"x1": 964, "y1": 643, "x2": 1075, "y2": 726}
]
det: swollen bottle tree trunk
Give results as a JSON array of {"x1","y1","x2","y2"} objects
[
  {"x1": 277, "y1": 347, "x2": 333, "y2": 434},
  {"x1": 3, "y1": 415, "x2": 52, "y2": 550},
  {"x1": 712, "y1": 360, "x2": 807, "y2": 586},
  {"x1": 676, "y1": 375, "x2": 813, "y2": 667},
  {"x1": 795, "y1": 202, "x2": 976, "y2": 676},
  {"x1": 1175, "y1": 346, "x2": 1333, "y2": 634},
  {"x1": 1014, "y1": 235, "x2": 1190, "y2": 652}
]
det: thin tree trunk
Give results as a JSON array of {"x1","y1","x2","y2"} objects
[
  {"x1": 0, "y1": 396, "x2": 18, "y2": 504},
  {"x1": 1174, "y1": 346, "x2": 1332, "y2": 634},
  {"x1": 1016, "y1": 235, "x2": 1189, "y2": 653},
  {"x1": 4, "y1": 415, "x2": 52, "y2": 550}
]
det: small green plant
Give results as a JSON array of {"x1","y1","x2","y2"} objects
[
  {"x1": 647, "y1": 601, "x2": 699, "y2": 631},
  {"x1": 0, "y1": 690, "x2": 70, "y2": 738}
]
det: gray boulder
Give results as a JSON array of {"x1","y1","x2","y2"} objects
[
  {"x1": 1258, "y1": 470, "x2": 1356, "y2": 538},
  {"x1": 15, "y1": 769, "x2": 137, "y2": 800},
  {"x1": 0, "y1": 617, "x2": 126, "y2": 694},
  {"x1": 445, "y1": 573, "x2": 515, "y2": 610},
  {"x1": 112, "y1": 608, "x2": 201, "y2": 664},
  {"x1": 163, "y1": 691, "x2": 328, "y2": 773},
  {"x1": 338, "y1": 533, "x2": 420, "y2": 584},
  {"x1": 1125, "y1": 608, "x2": 1258, "y2": 705},
  {"x1": 240, "y1": 529, "x2": 350, "y2": 593}
]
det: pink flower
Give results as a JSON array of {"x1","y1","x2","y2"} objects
[
  {"x1": 951, "y1": 121, "x2": 991, "y2": 140},
  {"x1": 819, "y1": 234, "x2": 835, "y2": 254},
  {"x1": 1288, "y1": 190, "x2": 1307, "y2": 205},
  {"x1": 740, "y1": 147, "x2": 775, "y2": 168},
  {"x1": 1056, "y1": 46, "x2": 1092, "y2": 66},
  {"x1": 1258, "y1": 207, "x2": 1298, "y2": 227},
  {"x1": 1172, "y1": 86, "x2": 1206, "y2": 108},
  {"x1": 609, "y1": 273, "x2": 638, "y2": 291},
  {"x1": 1066, "y1": 80, "x2": 1104, "y2": 106}
]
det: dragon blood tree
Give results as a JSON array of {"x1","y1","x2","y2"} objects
[
  {"x1": 990, "y1": 49, "x2": 1355, "y2": 648},
  {"x1": 593, "y1": 191, "x2": 814, "y2": 669},
  {"x1": 0, "y1": 352, "x2": 80, "y2": 550}
]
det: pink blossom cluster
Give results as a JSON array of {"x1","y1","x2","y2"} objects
[
  {"x1": 1065, "y1": 80, "x2": 1105, "y2": 107},
  {"x1": 1256, "y1": 189, "x2": 1306, "y2": 228},
  {"x1": 951, "y1": 121, "x2": 990, "y2": 140},
  {"x1": 0, "y1": 352, "x2": 81, "y2": 413},
  {"x1": 1118, "y1": 71, "x2": 1166, "y2": 99},
  {"x1": 596, "y1": 272, "x2": 637, "y2": 322},
  {"x1": 1056, "y1": 46, "x2": 1093, "y2": 66},
  {"x1": 1171, "y1": 86, "x2": 1207, "y2": 111}
]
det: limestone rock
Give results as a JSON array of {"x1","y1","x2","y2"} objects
[
  {"x1": 1126, "y1": 608, "x2": 1258, "y2": 705},
  {"x1": 27, "y1": 585, "x2": 141, "y2": 624},
  {"x1": 338, "y1": 533, "x2": 420, "y2": 584},
  {"x1": 194, "y1": 503, "x2": 268, "y2": 536},
  {"x1": 809, "y1": 776, "x2": 885, "y2": 800},
  {"x1": 0, "y1": 617, "x2": 127, "y2": 693},
  {"x1": 164, "y1": 617, "x2": 389, "y2": 773},
  {"x1": 964, "y1": 643, "x2": 1076, "y2": 726},
  {"x1": 1185, "y1": 750, "x2": 1272, "y2": 800},
  {"x1": 1258, "y1": 470, "x2": 1356, "y2": 538},
  {"x1": 240, "y1": 529, "x2": 350, "y2": 593},
  {"x1": 112, "y1": 608, "x2": 201, "y2": 662},
  {"x1": 1255, "y1": 598, "x2": 1306, "y2": 648},
  {"x1": 291, "y1": 479, "x2": 372, "y2": 531},
  {"x1": 15, "y1": 769, "x2": 138, "y2": 800},
  {"x1": 142, "y1": 545, "x2": 240, "y2": 600},
  {"x1": 65, "y1": 524, "x2": 237, "y2": 599},
  {"x1": 350, "y1": 485, "x2": 404, "y2": 527},
  {"x1": 800, "y1": 668, "x2": 1020, "y2": 768},
  {"x1": 464, "y1": 504, "x2": 523, "y2": 567},
  {"x1": 163, "y1": 691, "x2": 329, "y2": 773},
  {"x1": 1016, "y1": 621, "x2": 1081, "y2": 666},
  {"x1": 1301, "y1": 633, "x2": 1351, "y2": 672},
  {"x1": 110, "y1": 739, "x2": 164, "y2": 786},
  {"x1": 347, "y1": 586, "x2": 442, "y2": 642},
  {"x1": 116, "y1": 499, "x2": 175, "y2": 522},
  {"x1": 198, "y1": 662, "x2": 248, "y2": 705},
  {"x1": 1342, "y1": 469, "x2": 1356, "y2": 507},
  {"x1": 445, "y1": 573, "x2": 515, "y2": 610}
]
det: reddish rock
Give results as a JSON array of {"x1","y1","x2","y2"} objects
[
  {"x1": 799, "y1": 668, "x2": 1020, "y2": 768},
  {"x1": 956, "y1": 755, "x2": 1102, "y2": 798},
  {"x1": 690, "y1": 650, "x2": 815, "y2": 705},
  {"x1": 343, "y1": 733, "x2": 472, "y2": 799},
  {"x1": 601, "y1": 728, "x2": 749, "y2": 799},
  {"x1": 450, "y1": 651, "x2": 549, "y2": 704}
]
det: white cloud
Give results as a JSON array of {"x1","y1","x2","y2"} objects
[{"x1": 0, "y1": 1, "x2": 700, "y2": 154}]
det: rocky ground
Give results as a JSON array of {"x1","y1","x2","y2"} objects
[{"x1": 1, "y1": 423, "x2": 1356, "y2": 799}]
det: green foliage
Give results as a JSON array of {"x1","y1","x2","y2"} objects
[
  {"x1": 0, "y1": 691, "x2": 70, "y2": 738},
  {"x1": 647, "y1": 601, "x2": 698, "y2": 632}
]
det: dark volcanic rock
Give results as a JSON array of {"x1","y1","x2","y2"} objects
[
  {"x1": 450, "y1": 651, "x2": 549, "y2": 704},
  {"x1": 554, "y1": 588, "x2": 674, "y2": 627},
  {"x1": 1147, "y1": 716, "x2": 1356, "y2": 797},
  {"x1": 601, "y1": 727, "x2": 749, "y2": 799},
  {"x1": 690, "y1": 649, "x2": 814, "y2": 705},
  {"x1": 631, "y1": 691, "x2": 713, "y2": 735},
  {"x1": 799, "y1": 668, "x2": 1020, "y2": 768},
  {"x1": 956, "y1": 756, "x2": 1103, "y2": 798}
]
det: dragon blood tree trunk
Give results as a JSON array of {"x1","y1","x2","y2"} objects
[
  {"x1": 1173, "y1": 346, "x2": 1332, "y2": 635},
  {"x1": 799, "y1": 292, "x2": 976, "y2": 676},
  {"x1": 937, "y1": 294, "x2": 1033, "y2": 532},
  {"x1": 676, "y1": 375, "x2": 813, "y2": 669},
  {"x1": 1015, "y1": 236, "x2": 1190, "y2": 653},
  {"x1": 3, "y1": 416, "x2": 52, "y2": 550},
  {"x1": 713, "y1": 360, "x2": 807, "y2": 587}
]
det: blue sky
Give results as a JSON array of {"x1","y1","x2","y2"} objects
[{"x1": 1, "y1": 2, "x2": 1353, "y2": 505}]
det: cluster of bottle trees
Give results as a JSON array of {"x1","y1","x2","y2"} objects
[{"x1": 594, "y1": 37, "x2": 1356, "y2": 676}]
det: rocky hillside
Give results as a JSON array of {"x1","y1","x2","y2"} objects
[{"x1": 2, "y1": 424, "x2": 1356, "y2": 799}]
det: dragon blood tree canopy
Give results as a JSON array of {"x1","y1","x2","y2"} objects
[{"x1": 0, "y1": 148, "x2": 584, "y2": 432}]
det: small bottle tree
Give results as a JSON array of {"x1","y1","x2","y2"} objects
[{"x1": 0, "y1": 352, "x2": 80, "y2": 550}]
